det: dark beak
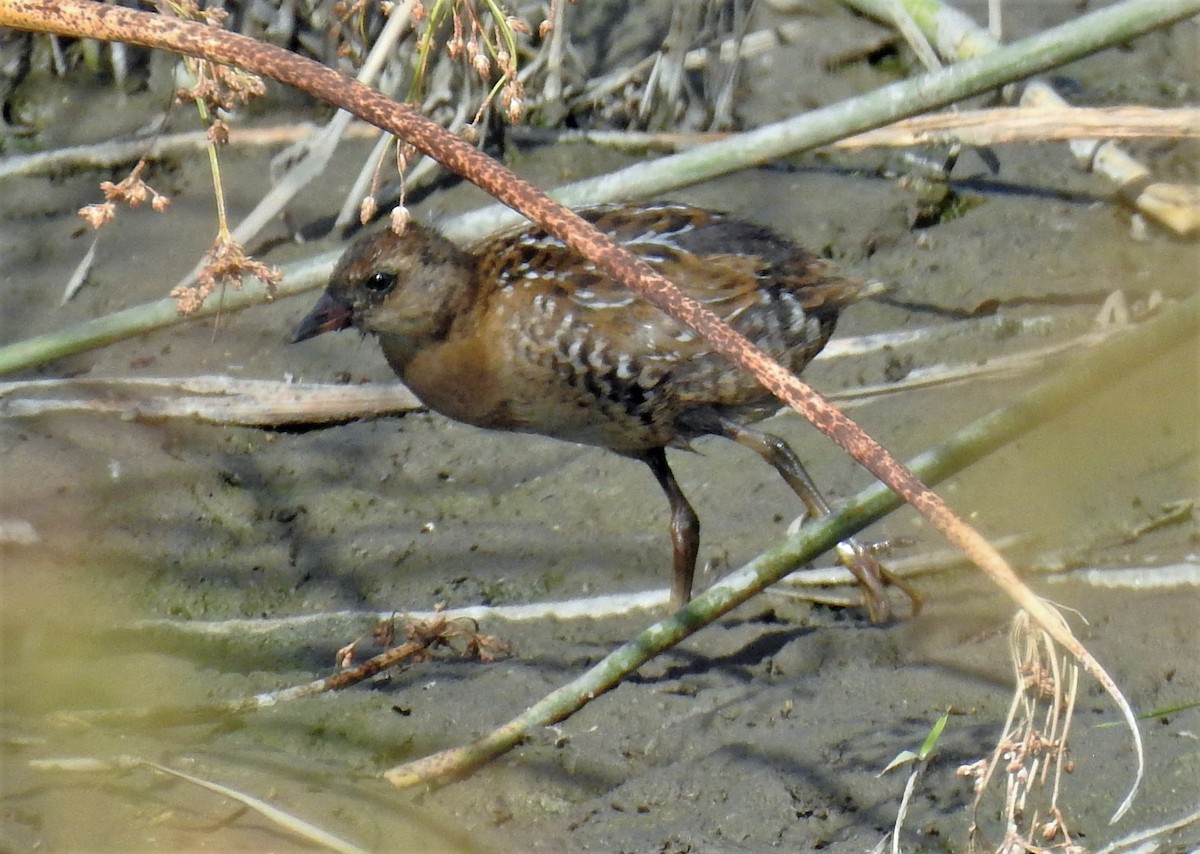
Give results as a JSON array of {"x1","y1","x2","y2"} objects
[{"x1": 292, "y1": 292, "x2": 354, "y2": 343}]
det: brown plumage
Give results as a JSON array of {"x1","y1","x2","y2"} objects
[{"x1": 294, "y1": 203, "x2": 905, "y2": 619}]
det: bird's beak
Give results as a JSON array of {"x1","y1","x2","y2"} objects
[{"x1": 292, "y1": 292, "x2": 354, "y2": 343}]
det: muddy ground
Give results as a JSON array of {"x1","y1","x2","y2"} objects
[{"x1": 2, "y1": 2, "x2": 1198, "y2": 852}]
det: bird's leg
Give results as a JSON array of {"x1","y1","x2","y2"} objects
[
  {"x1": 714, "y1": 416, "x2": 921, "y2": 623},
  {"x1": 643, "y1": 447, "x2": 700, "y2": 609}
]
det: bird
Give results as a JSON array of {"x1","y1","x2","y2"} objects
[{"x1": 293, "y1": 202, "x2": 909, "y2": 621}]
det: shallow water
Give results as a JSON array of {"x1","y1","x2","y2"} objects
[{"x1": 2, "y1": 3, "x2": 1199, "y2": 851}]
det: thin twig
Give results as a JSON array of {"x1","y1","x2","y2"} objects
[
  {"x1": 53, "y1": 614, "x2": 485, "y2": 726},
  {"x1": 60, "y1": 234, "x2": 99, "y2": 304}
]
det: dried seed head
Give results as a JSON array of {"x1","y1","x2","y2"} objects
[
  {"x1": 207, "y1": 119, "x2": 230, "y2": 146},
  {"x1": 495, "y1": 48, "x2": 514, "y2": 76},
  {"x1": 501, "y1": 80, "x2": 525, "y2": 122},
  {"x1": 389, "y1": 206, "x2": 411, "y2": 234},
  {"x1": 79, "y1": 202, "x2": 116, "y2": 230},
  {"x1": 505, "y1": 95, "x2": 524, "y2": 123},
  {"x1": 359, "y1": 195, "x2": 378, "y2": 225}
]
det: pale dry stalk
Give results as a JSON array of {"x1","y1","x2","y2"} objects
[{"x1": 964, "y1": 610, "x2": 1083, "y2": 853}]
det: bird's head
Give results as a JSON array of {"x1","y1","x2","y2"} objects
[{"x1": 292, "y1": 223, "x2": 475, "y2": 346}]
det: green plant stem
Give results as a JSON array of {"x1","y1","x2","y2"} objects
[
  {"x1": 386, "y1": 290, "x2": 1199, "y2": 786},
  {"x1": 842, "y1": 0, "x2": 1000, "y2": 58},
  {"x1": 1, "y1": 0, "x2": 1196, "y2": 375}
]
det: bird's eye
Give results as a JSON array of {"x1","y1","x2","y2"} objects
[{"x1": 364, "y1": 271, "x2": 397, "y2": 293}]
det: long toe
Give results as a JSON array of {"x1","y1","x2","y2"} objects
[{"x1": 835, "y1": 539, "x2": 894, "y2": 624}]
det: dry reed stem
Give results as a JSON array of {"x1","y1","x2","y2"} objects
[
  {"x1": 839, "y1": 105, "x2": 1200, "y2": 147},
  {"x1": 1021, "y1": 86, "x2": 1200, "y2": 236},
  {"x1": 513, "y1": 105, "x2": 1200, "y2": 152},
  {"x1": 0, "y1": 375, "x2": 422, "y2": 426}
]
